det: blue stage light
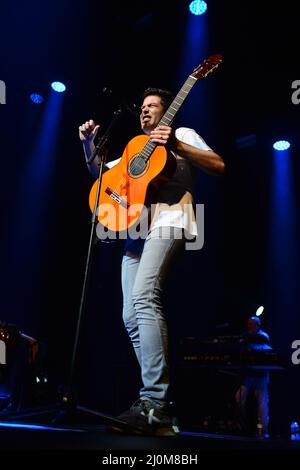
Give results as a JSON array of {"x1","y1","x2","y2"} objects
[
  {"x1": 51, "y1": 81, "x2": 66, "y2": 93},
  {"x1": 30, "y1": 93, "x2": 44, "y2": 104},
  {"x1": 189, "y1": 0, "x2": 207, "y2": 16},
  {"x1": 273, "y1": 140, "x2": 291, "y2": 151}
]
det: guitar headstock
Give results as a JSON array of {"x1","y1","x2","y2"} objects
[{"x1": 191, "y1": 54, "x2": 223, "y2": 80}]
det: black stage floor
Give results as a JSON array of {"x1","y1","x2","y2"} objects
[{"x1": 0, "y1": 406, "x2": 300, "y2": 466}]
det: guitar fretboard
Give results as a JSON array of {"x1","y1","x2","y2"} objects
[{"x1": 139, "y1": 75, "x2": 197, "y2": 162}]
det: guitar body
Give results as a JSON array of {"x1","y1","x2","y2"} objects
[{"x1": 89, "y1": 134, "x2": 176, "y2": 233}]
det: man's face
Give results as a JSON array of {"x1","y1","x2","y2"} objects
[{"x1": 140, "y1": 95, "x2": 164, "y2": 134}]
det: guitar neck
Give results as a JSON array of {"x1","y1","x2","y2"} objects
[
  {"x1": 159, "y1": 75, "x2": 197, "y2": 127},
  {"x1": 141, "y1": 75, "x2": 198, "y2": 161}
]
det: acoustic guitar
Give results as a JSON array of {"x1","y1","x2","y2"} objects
[{"x1": 89, "y1": 54, "x2": 222, "y2": 233}]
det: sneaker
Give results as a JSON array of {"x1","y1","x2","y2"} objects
[{"x1": 108, "y1": 399, "x2": 179, "y2": 436}]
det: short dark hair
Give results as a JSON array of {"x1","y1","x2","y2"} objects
[
  {"x1": 142, "y1": 87, "x2": 174, "y2": 111},
  {"x1": 248, "y1": 316, "x2": 261, "y2": 326}
]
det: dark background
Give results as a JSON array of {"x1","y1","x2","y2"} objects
[{"x1": 0, "y1": 0, "x2": 299, "y2": 435}]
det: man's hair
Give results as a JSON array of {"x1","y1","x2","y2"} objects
[{"x1": 142, "y1": 87, "x2": 174, "y2": 111}]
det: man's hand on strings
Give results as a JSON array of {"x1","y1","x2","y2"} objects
[{"x1": 149, "y1": 125, "x2": 177, "y2": 149}]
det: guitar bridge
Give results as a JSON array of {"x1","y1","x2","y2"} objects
[{"x1": 105, "y1": 187, "x2": 129, "y2": 209}]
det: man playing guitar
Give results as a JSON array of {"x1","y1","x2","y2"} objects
[{"x1": 79, "y1": 84, "x2": 224, "y2": 436}]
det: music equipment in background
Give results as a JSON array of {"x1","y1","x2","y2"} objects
[
  {"x1": 89, "y1": 54, "x2": 223, "y2": 233},
  {"x1": 0, "y1": 321, "x2": 47, "y2": 412},
  {"x1": 179, "y1": 335, "x2": 286, "y2": 370},
  {"x1": 175, "y1": 335, "x2": 286, "y2": 434}
]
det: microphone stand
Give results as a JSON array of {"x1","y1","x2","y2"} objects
[
  {"x1": 0, "y1": 107, "x2": 135, "y2": 430},
  {"x1": 67, "y1": 107, "x2": 124, "y2": 395},
  {"x1": 52, "y1": 107, "x2": 126, "y2": 424}
]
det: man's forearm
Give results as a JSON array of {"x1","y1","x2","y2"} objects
[
  {"x1": 83, "y1": 141, "x2": 100, "y2": 178},
  {"x1": 174, "y1": 139, "x2": 225, "y2": 176}
]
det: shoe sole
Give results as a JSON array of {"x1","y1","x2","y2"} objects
[{"x1": 107, "y1": 423, "x2": 179, "y2": 437}]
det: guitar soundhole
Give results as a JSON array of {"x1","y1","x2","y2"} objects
[{"x1": 128, "y1": 155, "x2": 148, "y2": 177}]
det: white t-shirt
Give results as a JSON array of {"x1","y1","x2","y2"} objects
[
  {"x1": 150, "y1": 127, "x2": 212, "y2": 236},
  {"x1": 105, "y1": 127, "x2": 212, "y2": 237}
]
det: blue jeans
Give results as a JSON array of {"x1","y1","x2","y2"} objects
[
  {"x1": 235, "y1": 375, "x2": 270, "y2": 433},
  {"x1": 121, "y1": 227, "x2": 185, "y2": 406}
]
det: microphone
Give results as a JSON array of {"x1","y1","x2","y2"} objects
[
  {"x1": 102, "y1": 87, "x2": 113, "y2": 96},
  {"x1": 101, "y1": 87, "x2": 140, "y2": 117}
]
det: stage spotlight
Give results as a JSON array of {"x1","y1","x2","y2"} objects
[
  {"x1": 273, "y1": 140, "x2": 290, "y2": 151},
  {"x1": 30, "y1": 93, "x2": 44, "y2": 104},
  {"x1": 51, "y1": 81, "x2": 66, "y2": 93},
  {"x1": 189, "y1": 0, "x2": 207, "y2": 16},
  {"x1": 256, "y1": 306, "x2": 264, "y2": 317}
]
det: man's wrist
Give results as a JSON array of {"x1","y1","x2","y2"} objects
[{"x1": 83, "y1": 139, "x2": 93, "y2": 148}]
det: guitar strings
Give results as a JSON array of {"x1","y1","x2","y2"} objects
[{"x1": 108, "y1": 76, "x2": 197, "y2": 194}]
